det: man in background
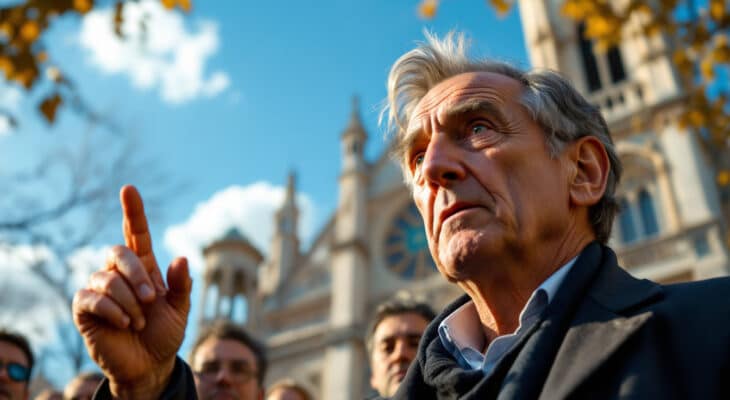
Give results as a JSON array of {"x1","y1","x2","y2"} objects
[
  {"x1": 62, "y1": 372, "x2": 103, "y2": 400},
  {"x1": 265, "y1": 379, "x2": 312, "y2": 400},
  {"x1": 366, "y1": 295, "x2": 435, "y2": 399},
  {"x1": 0, "y1": 329, "x2": 33, "y2": 400},
  {"x1": 190, "y1": 321, "x2": 267, "y2": 400}
]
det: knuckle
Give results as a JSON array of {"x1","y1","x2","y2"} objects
[
  {"x1": 71, "y1": 289, "x2": 86, "y2": 310},
  {"x1": 99, "y1": 274, "x2": 116, "y2": 293},
  {"x1": 108, "y1": 245, "x2": 130, "y2": 261},
  {"x1": 87, "y1": 293, "x2": 106, "y2": 314}
]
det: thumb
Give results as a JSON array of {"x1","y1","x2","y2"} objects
[{"x1": 166, "y1": 257, "x2": 192, "y2": 314}]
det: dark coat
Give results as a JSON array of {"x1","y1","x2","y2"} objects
[
  {"x1": 93, "y1": 357, "x2": 197, "y2": 400},
  {"x1": 393, "y1": 242, "x2": 730, "y2": 399}
]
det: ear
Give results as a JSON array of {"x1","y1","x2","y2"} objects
[{"x1": 567, "y1": 136, "x2": 610, "y2": 207}]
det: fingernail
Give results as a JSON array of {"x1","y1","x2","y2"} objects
[
  {"x1": 135, "y1": 317, "x2": 146, "y2": 331},
  {"x1": 121, "y1": 315, "x2": 130, "y2": 327},
  {"x1": 139, "y1": 283, "x2": 154, "y2": 300}
]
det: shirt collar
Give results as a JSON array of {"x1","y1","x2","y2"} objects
[{"x1": 438, "y1": 256, "x2": 578, "y2": 354}]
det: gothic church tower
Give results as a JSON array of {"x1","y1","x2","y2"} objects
[
  {"x1": 518, "y1": 0, "x2": 729, "y2": 280},
  {"x1": 322, "y1": 96, "x2": 370, "y2": 400}
]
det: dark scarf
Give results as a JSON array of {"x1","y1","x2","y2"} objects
[{"x1": 393, "y1": 242, "x2": 606, "y2": 400}]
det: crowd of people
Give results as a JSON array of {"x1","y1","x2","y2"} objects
[
  {"x1": 3, "y1": 30, "x2": 730, "y2": 399},
  {"x1": 0, "y1": 294, "x2": 433, "y2": 400}
]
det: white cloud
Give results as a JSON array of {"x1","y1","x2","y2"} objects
[
  {"x1": 163, "y1": 182, "x2": 317, "y2": 274},
  {"x1": 0, "y1": 81, "x2": 22, "y2": 136},
  {"x1": 67, "y1": 245, "x2": 110, "y2": 292},
  {"x1": 0, "y1": 244, "x2": 107, "y2": 348},
  {"x1": 78, "y1": 0, "x2": 230, "y2": 104},
  {"x1": 0, "y1": 243, "x2": 55, "y2": 270}
]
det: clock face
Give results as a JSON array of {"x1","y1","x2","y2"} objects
[{"x1": 384, "y1": 203, "x2": 437, "y2": 279}]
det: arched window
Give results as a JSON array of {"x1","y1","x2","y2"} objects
[
  {"x1": 638, "y1": 189, "x2": 659, "y2": 236},
  {"x1": 619, "y1": 198, "x2": 638, "y2": 244},
  {"x1": 204, "y1": 285, "x2": 219, "y2": 320},
  {"x1": 577, "y1": 23, "x2": 627, "y2": 92},
  {"x1": 232, "y1": 295, "x2": 248, "y2": 324}
]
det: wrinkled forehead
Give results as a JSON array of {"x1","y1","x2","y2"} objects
[{"x1": 407, "y1": 71, "x2": 526, "y2": 129}]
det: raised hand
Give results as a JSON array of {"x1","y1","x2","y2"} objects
[{"x1": 72, "y1": 185, "x2": 192, "y2": 399}]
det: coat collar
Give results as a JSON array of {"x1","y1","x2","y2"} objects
[{"x1": 538, "y1": 244, "x2": 663, "y2": 399}]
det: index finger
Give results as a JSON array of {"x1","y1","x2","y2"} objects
[{"x1": 120, "y1": 185, "x2": 161, "y2": 278}]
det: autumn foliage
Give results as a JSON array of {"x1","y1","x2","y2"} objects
[
  {"x1": 418, "y1": 0, "x2": 730, "y2": 151},
  {"x1": 0, "y1": 0, "x2": 191, "y2": 126}
]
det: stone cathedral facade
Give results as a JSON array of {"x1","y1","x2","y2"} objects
[{"x1": 197, "y1": 2, "x2": 730, "y2": 398}]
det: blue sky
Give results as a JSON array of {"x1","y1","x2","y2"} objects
[
  {"x1": 3, "y1": 0, "x2": 528, "y2": 269},
  {"x1": 0, "y1": 0, "x2": 528, "y2": 381}
]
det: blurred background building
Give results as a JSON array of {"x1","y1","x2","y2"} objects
[{"x1": 196, "y1": 2, "x2": 730, "y2": 398}]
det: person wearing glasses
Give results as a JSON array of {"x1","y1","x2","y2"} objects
[
  {"x1": 0, "y1": 329, "x2": 33, "y2": 400},
  {"x1": 190, "y1": 321, "x2": 267, "y2": 400}
]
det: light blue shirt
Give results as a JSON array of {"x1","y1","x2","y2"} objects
[{"x1": 438, "y1": 257, "x2": 577, "y2": 374}]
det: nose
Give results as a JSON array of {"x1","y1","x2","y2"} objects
[
  {"x1": 215, "y1": 366, "x2": 233, "y2": 385},
  {"x1": 421, "y1": 134, "x2": 465, "y2": 188},
  {"x1": 391, "y1": 340, "x2": 415, "y2": 364}
]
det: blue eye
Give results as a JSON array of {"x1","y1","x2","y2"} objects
[
  {"x1": 471, "y1": 124, "x2": 489, "y2": 135},
  {"x1": 414, "y1": 153, "x2": 425, "y2": 166}
]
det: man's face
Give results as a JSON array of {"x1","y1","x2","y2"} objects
[
  {"x1": 403, "y1": 71, "x2": 572, "y2": 282},
  {"x1": 63, "y1": 376, "x2": 102, "y2": 400},
  {"x1": 265, "y1": 387, "x2": 306, "y2": 400},
  {"x1": 192, "y1": 338, "x2": 263, "y2": 400},
  {"x1": 369, "y1": 313, "x2": 430, "y2": 397},
  {"x1": 0, "y1": 341, "x2": 30, "y2": 400}
]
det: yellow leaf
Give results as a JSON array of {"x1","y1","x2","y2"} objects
[
  {"x1": 36, "y1": 51, "x2": 48, "y2": 63},
  {"x1": 710, "y1": 0, "x2": 726, "y2": 22},
  {"x1": 700, "y1": 56, "x2": 715, "y2": 81},
  {"x1": 561, "y1": 0, "x2": 589, "y2": 19},
  {"x1": 160, "y1": 0, "x2": 176, "y2": 10},
  {"x1": 490, "y1": 0, "x2": 512, "y2": 16},
  {"x1": 688, "y1": 110, "x2": 705, "y2": 127},
  {"x1": 73, "y1": 0, "x2": 94, "y2": 14},
  {"x1": 418, "y1": 0, "x2": 438, "y2": 19},
  {"x1": 14, "y1": 68, "x2": 36, "y2": 89},
  {"x1": 39, "y1": 94, "x2": 63, "y2": 124},
  {"x1": 585, "y1": 15, "x2": 617, "y2": 39},
  {"x1": 717, "y1": 170, "x2": 730, "y2": 186},
  {"x1": 0, "y1": 57, "x2": 13, "y2": 77},
  {"x1": 713, "y1": 42, "x2": 730, "y2": 63},
  {"x1": 20, "y1": 21, "x2": 40, "y2": 43},
  {"x1": 634, "y1": 3, "x2": 653, "y2": 15},
  {"x1": 177, "y1": 0, "x2": 192, "y2": 12},
  {"x1": 0, "y1": 23, "x2": 12, "y2": 38}
]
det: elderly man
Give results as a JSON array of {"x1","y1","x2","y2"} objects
[
  {"x1": 366, "y1": 296, "x2": 435, "y2": 399},
  {"x1": 0, "y1": 329, "x2": 33, "y2": 400},
  {"x1": 190, "y1": 321, "x2": 267, "y2": 400},
  {"x1": 382, "y1": 32, "x2": 730, "y2": 399}
]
